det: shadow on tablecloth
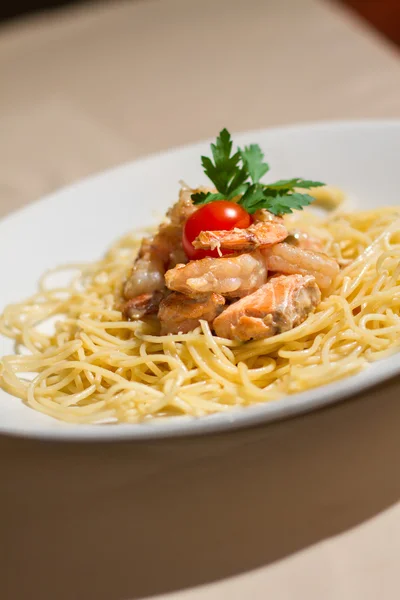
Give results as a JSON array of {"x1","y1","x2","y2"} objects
[{"x1": 1, "y1": 375, "x2": 400, "y2": 600}]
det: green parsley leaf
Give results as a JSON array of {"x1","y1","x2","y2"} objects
[
  {"x1": 240, "y1": 145, "x2": 269, "y2": 184},
  {"x1": 191, "y1": 129, "x2": 325, "y2": 215},
  {"x1": 191, "y1": 192, "x2": 226, "y2": 205},
  {"x1": 292, "y1": 180, "x2": 325, "y2": 189},
  {"x1": 262, "y1": 178, "x2": 324, "y2": 191},
  {"x1": 281, "y1": 192, "x2": 315, "y2": 210},
  {"x1": 226, "y1": 168, "x2": 249, "y2": 198},
  {"x1": 240, "y1": 185, "x2": 268, "y2": 212},
  {"x1": 261, "y1": 195, "x2": 296, "y2": 215},
  {"x1": 241, "y1": 188, "x2": 316, "y2": 216},
  {"x1": 227, "y1": 183, "x2": 249, "y2": 198},
  {"x1": 263, "y1": 178, "x2": 302, "y2": 190},
  {"x1": 262, "y1": 192, "x2": 315, "y2": 215},
  {"x1": 199, "y1": 129, "x2": 246, "y2": 197}
]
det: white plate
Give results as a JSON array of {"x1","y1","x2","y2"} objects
[{"x1": 1, "y1": 120, "x2": 400, "y2": 441}]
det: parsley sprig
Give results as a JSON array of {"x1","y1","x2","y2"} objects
[{"x1": 191, "y1": 129, "x2": 324, "y2": 215}]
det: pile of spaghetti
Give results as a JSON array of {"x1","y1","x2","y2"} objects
[{"x1": 1, "y1": 206, "x2": 400, "y2": 424}]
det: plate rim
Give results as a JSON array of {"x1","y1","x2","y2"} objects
[{"x1": 2, "y1": 118, "x2": 400, "y2": 227}]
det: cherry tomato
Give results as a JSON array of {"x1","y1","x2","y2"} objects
[{"x1": 182, "y1": 201, "x2": 252, "y2": 260}]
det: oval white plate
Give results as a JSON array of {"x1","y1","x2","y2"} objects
[{"x1": 1, "y1": 120, "x2": 400, "y2": 441}]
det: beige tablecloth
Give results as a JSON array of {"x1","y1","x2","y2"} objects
[{"x1": 1, "y1": 1, "x2": 400, "y2": 599}]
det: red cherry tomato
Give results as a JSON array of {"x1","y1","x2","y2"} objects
[{"x1": 182, "y1": 201, "x2": 252, "y2": 260}]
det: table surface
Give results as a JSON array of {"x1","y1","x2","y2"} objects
[
  {"x1": 1, "y1": 1, "x2": 400, "y2": 599},
  {"x1": 342, "y1": 0, "x2": 400, "y2": 47}
]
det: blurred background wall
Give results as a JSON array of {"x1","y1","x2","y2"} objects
[
  {"x1": 0, "y1": 0, "x2": 85, "y2": 22},
  {"x1": 1, "y1": 1, "x2": 399, "y2": 48}
]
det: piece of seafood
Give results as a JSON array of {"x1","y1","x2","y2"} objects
[
  {"x1": 213, "y1": 274, "x2": 321, "y2": 341},
  {"x1": 192, "y1": 212, "x2": 288, "y2": 253},
  {"x1": 165, "y1": 251, "x2": 268, "y2": 298},
  {"x1": 122, "y1": 290, "x2": 164, "y2": 320},
  {"x1": 252, "y1": 209, "x2": 285, "y2": 223},
  {"x1": 158, "y1": 292, "x2": 225, "y2": 334},
  {"x1": 285, "y1": 230, "x2": 325, "y2": 253},
  {"x1": 262, "y1": 243, "x2": 339, "y2": 290},
  {"x1": 123, "y1": 187, "x2": 201, "y2": 300},
  {"x1": 123, "y1": 237, "x2": 166, "y2": 300}
]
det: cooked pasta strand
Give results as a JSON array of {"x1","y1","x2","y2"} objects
[{"x1": 1, "y1": 207, "x2": 400, "y2": 423}]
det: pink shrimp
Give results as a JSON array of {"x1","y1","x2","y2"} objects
[
  {"x1": 192, "y1": 211, "x2": 288, "y2": 253},
  {"x1": 285, "y1": 230, "x2": 325, "y2": 253},
  {"x1": 213, "y1": 274, "x2": 321, "y2": 342},
  {"x1": 262, "y1": 243, "x2": 340, "y2": 290},
  {"x1": 158, "y1": 292, "x2": 225, "y2": 334},
  {"x1": 165, "y1": 251, "x2": 268, "y2": 299},
  {"x1": 121, "y1": 290, "x2": 164, "y2": 320},
  {"x1": 123, "y1": 188, "x2": 199, "y2": 300}
]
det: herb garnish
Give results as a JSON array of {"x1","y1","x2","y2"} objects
[{"x1": 191, "y1": 129, "x2": 324, "y2": 215}]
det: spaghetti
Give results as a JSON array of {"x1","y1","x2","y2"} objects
[{"x1": 1, "y1": 207, "x2": 400, "y2": 424}]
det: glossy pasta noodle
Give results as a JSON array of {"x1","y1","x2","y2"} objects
[{"x1": 1, "y1": 206, "x2": 400, "y2": 424}]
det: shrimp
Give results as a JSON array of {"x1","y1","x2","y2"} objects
[
  {"x1": 158, "y1": 292, "x2": 225, "y2": 335},
  {"x1": 252, "y1": 209, "x2": 285, "y2": 224},
  {"x1": 123, "y1": 238, "x2": 166, "y2": 299},
  {"x1": 213, "y1": 274, "x2": 321, "y2": 342},
  {"x1": 285, "y1": 230, "x2": 325, "y2": 253},
  {"x1": 165, "y1": 251, "x2": 268, "y2": 298},
  {"x1": 193, "y1": 211, "x2": 288, "y2": 253},
  {"x1": 123, "y1": 187, "x2": 202, "y2": 300},
  {"x1": 121, "y1": 290, "x2": 164, "y2": 320},
  {"x1": 262, "y1": 243, "x2": 340, "y2": 290}
]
